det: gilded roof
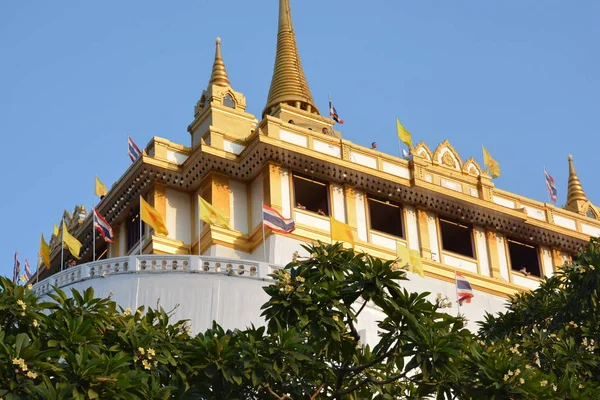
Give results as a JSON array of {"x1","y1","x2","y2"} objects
[{"x1": 263, "y1": 0, "x2": 318, "y2": 116}]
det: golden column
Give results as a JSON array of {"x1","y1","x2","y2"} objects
[{"x1": 485, "y1": 229, "x2": 502, "y2": 279}]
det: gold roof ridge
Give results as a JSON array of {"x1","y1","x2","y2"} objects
[
  {"x1": 566, "y1": 154, "x2": 588, "y2": 212},
  {"x1": 208, "y1": 37, "x2": 230, "y2": 88},
  {"x1": 263, "y1": 0, "x2": 318, "y2": 117}
]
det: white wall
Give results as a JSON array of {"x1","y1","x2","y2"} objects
[
  {"x1": 355, "y1": 189, "x2": 368, "y2": 242},
  {"x1": 427, "y1": 211, "x2": 440, "y2": 262},
  {"x1": 229, "y1": 180, "x2": 248, "y2": 234},
  {"x1": 48, "y1": 263, "x2": 509, "y2": 341},
  {"x1": 166, "y1": 189, "x2": 192, "y2": 244},
  {"x1": 404, "y1": 206, "x2": 420, "y2": 251},
  {"x1": 332, "y1": 183, "x2": 346, "y2": 222}
]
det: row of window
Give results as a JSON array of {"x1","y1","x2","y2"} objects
[{"x1": 293, "y1": 173, "x2": 544, "y2": 278}]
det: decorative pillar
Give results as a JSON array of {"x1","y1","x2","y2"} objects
[
  {"x1": 416, "y1": 208, "x2": 432, "y2": 259},
  {"x1": 485, "y1": 229, "x2": 502, "y2": 279},
  {"x1": 200, "y1": 172, "x2": 231, "y2": 222},
  {"x1": 551, "y1": 248, "x2": 563, "y2": 271},
  {"x1": 263, "y1": 162, "x2": 283, "y2": 212},
  {"x1": 343, "y1": 185, "x2": 358, "y2": 233}
]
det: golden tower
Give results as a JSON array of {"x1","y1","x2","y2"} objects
[{"x1": 263, "y1": 0, "x2": 318, "y2": 117}]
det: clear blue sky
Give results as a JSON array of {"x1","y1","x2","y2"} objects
[{"x1": 1, "y1": 1, "x2": 598, "y2": 279}]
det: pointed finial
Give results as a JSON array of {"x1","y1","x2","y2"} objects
[
  {"x1": 209, "y1": 37, "x2": 230, "y2": 88},
  {"x1": 263, "y1": 0, "x2": 318, "y2": 117},
  {"x1": 565, "y1": 154, "x2": 589, "y2": 213}
]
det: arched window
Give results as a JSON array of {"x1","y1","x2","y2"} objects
[{"x1": 223, "y1": 94, "x2": 235, "y2": 108}]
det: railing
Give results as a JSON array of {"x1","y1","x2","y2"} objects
[{"x1": 33, "y1": 255, "x2": 281, "y2": 297}]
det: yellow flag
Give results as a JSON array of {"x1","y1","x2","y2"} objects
[
  {"x1": 482, "y1": 145, "x2": 501, "y2": 179},
  {"x1": 409, "y1": 249, "x2": 425, "y2": 277},
  {"x1": 198, "y1": 196, "x2": 230, "y2": 229},
  {"x1": 396, "y1": 242, "x2": 411, "y2": 269},
  {"x1": 330, "y1": 217, "x2": 354, "y2": 247},
  {"x1": 140, "y1": 197, "x2": 169, "y2": 235},
  {"x1": 53, "y1": 224, "x2": 59, "y2": 237},
  {"x1": 396, "y1": 117, "x2": 413, "y2": 148},
  {"x1": 39, "y1": 234, "x2": 51, "y2": 269},
  {"x1": 95, "y1": 176, "x2": 108, "y2": 197},
  {"x1": 62, "y1": 221, "x2": 82, "y2": 259}
]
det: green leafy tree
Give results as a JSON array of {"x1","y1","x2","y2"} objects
[{"x1": 3, "y1": 240, "x2": 600, "y2": 398}]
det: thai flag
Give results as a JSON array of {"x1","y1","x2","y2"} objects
[
  {"x1": 93, "y1": 208, "x2": 114, "y2": 243},
  {"x1": 263, "y1": 204, "x2": 295, "y2": 234},
  {"x1": 24, "y1": 259, "x2": 33, "y2": 280},
  {"x1": 544, "y1": 169, "x2": 557, "y2": 203},
  {"x1": 128, "y1": 136, "x2": 142, "y2": 162},
  {"x1": 329, "y1": 98, "x2": 344, "y2": 124},
  {"x1": 12, "y1": 251, "x2": 20, "y2": 283},
  {"x1": 456, "y1": 272, "x2": 474, "y2": 305}
]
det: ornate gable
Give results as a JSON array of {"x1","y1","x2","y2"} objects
[
  {"x1": 433, "y1": 140, "x2": 462, "y2": 171},
  {"x1": 462, "y1": 157, "x2": 482, "y2": 176},
  {"x1": 412, "y1": 142, "x2": 433, "y2": 162}
]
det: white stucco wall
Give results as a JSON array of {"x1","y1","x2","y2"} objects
[
  {"x1": 332, "y1": 184, "x2": 346, "y2": 222},
  {"x1": 355, "y1": 189, "x2": 368, "y2": 242},
  {"x1": 404, "y1": 206, "x2": 420, "y2": 251},
  {"x1": 229, "y1": 180, "x2": 248, "y2": 234},
  {"x1": 166, "y1": 189, "x2": 191, "y2": 244},
  {"x1": 44, "y1": 255, "x2": 510, "y2": 342}
]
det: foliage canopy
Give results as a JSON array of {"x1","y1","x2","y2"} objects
[{"x1": 2, "y1": 239, "x2": 600, "y2": 399}]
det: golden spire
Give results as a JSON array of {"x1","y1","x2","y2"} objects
[
  {"x1": 263, "y1": 0, "x2": 318, "y2": 117},
  {"x1": 208, "y1": 37, "x2": 230, "y2": 88},
  {"x1": 565, "y1": 154, "x2": 589, "y2": 212}
]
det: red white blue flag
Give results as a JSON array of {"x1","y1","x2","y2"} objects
[
  {"x1": 456, "y1": 272, "x2": 474, "y2": 305},
  {"x1": 329, "y1": 98, "x2": 344, "y2": 124},
  {"x1": 24, "y1": 259, "x2": 33, "y2": 281},
  {"x1": 93, "y1": 208, "x2": 114, "y2": 243},
  {"x1": 262, "y1": 204, "x2": 295, "y2": 234},
  {"x1": 544, "y1": 169, "x2": 557, "y2": 203},
  {"x1": 128, "y1": 136, "x2": 142, "y2": 162},
  {"x1": 13, "y1": 250, "x2": 20, "y2": 283}
]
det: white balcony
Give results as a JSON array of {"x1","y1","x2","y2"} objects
[{"x1": 33, "y1": 255, "x2": 282, "y2": 298}]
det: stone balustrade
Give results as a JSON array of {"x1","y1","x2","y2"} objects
[{"x1": 33, "y1": 255, "x2": 279, "y2": 297}]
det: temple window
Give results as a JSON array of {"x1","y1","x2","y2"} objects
[
  {"x1": 507, "y1": 238, "x2": 542, "y2": 277},
  {"x1": 126, "y1": 205, "x2": 145, "y2": 253},
  {"x1": 293, "y1": 174, "x2": 329, "y2": 216},
  {"x1": 586, "y1": 208, "x2": 596, "y2": 219},
  {"x1": 368, "y1": 197, "x2": 404, "y2": 238},
  {"x1": 439, "y1": 217, "x2": 474, "y2": 258},
  {"x1": 223, "y1": 94, "x2": 235, "y2": 108}
]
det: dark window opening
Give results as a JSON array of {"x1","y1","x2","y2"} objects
[
  {"x1": 439, "y1": 217, "x2": 474, "y2": 258},
  {"x1": 223, "y1": 94, "x2": 235, "y2": 108},
  {"x1": 293, "y1": 175, "x2": 329, "y2": 216},
  {"x1": 508, "y1": 238, "x2": 541, "y2": 277},
  {"x1": 586, "y1": 208, "x2": 596, "y2": 220},
  {"x1": 368, "y1": 197, "x2": 403, "y2": 238},
  {"x1": 126, "y1": 206, "x2": 145, "y2": 253}
]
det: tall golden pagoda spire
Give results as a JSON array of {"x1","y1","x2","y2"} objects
[
  {"x1": 565, "y1": 154, "x2": 589, "y2": 213},
  {"x1": 209, "y1": 37, "x2": 230, "y2": 88},
  {"x1": 263, "y1": 0, "x2": 319, "y2": 117}
]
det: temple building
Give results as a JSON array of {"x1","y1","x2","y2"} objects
[{"x1": 33, "y1": 0, "x2": 599, "y2": 336}]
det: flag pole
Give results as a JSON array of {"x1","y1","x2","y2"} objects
[
  {"x1": 139, "y1": 196, "x2": 143, "y2": 256},
  {"x1": 261, "y1": 202, "x2": 267, "y2": 263},
  {"x1": 543, "y1": 166, "x2": 551, "y2": 204},
  {"x1": 198, "y1": 197, "x2": 201, "y2": 257},
  {"x1": 454, "y1": 270, "x2": 461, "y2": 317},
  {"x1": 60, "y1": 223, "x2": 64, "y2": 271},
  {"x1": 92, "y1": 195, "x2": 96, "y2": 262}
]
